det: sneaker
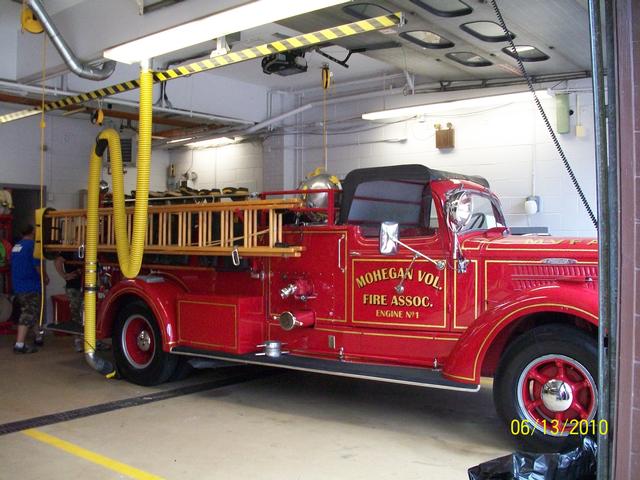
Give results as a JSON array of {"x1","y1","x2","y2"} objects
[
  {"x1": 14, "y1": 344, "x2": 38, "y2": 354},
  {"x1": 34, "y1": 336, "x2": 44, "y2": 346},
  {"x1": 74, "y1": 338, "x2": 84, "y2": 353}
]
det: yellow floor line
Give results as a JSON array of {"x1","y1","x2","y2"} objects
[{"x1": 22, "y1": 428, "x2": 164, "y2": 480}]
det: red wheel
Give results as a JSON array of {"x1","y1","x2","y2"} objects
[
  {"x1": 121, "y1": 314, "x2": 155, "y2": 369},
  {"x1": 517, "y1": 354, "x2": 597, "y2": 434},
  {"x1": 113, "y1": 302, "x2": 177, "y2": 386},
  {"x1": 494, "y1": 324, "x2": 598, "y2": 451}
]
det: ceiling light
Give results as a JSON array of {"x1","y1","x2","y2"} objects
[
  {"x1": 186, "y1": 136, "x2": 235, "y2": 148},
  {"x1": 104, "y1": 0, "x2": 349, "y2": 64},
  {"x1": 166, "y1": 137, "x2": 194, "y2": 144},
  {"x1": 362, "y1": 91, "x2": 551, "y2": 120}
]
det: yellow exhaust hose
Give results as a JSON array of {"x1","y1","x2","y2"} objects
[{"x1": 83, "y1": 66, "x2": 153, "y2": 377}]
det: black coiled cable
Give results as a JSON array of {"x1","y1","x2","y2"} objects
[{"x1": 489, "y1": 0, "x2": 598, "y2": 228}]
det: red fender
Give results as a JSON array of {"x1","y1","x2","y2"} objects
[
  {"x1": 97, "y1": 276, "x2": 186, "y2": 351},
  {"x1": 443, "y1": 284, "x2": 598, "y2": 384}
]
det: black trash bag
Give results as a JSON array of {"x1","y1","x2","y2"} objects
[{"x1": 468, "y1": 437, "x2": 597, "y2": 480}]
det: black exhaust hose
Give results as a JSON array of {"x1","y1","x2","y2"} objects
[
  {"x1": 90, "y1": 352, "x2": 115, "y2": 376},
  {"x1": 489, "y1": 0, "x2": 598, "y2": 229},
  {"x1": 94, "y1": 138, "x2": 109, "y2": 157}
]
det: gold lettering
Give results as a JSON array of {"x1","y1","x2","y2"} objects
[
  {"x1": 417, "y1": 270, "x2": 442, "y2": 290},
  {"x1": 375, "y1": 309, "x2": 404, "y2": 318},
  {"x1": 372, "y1": 269, "x2": 382, "y2": 282},
  {"x1": 363, "y1": 294, "x2": 387, "y2": 306},
  {"x1": 356, "y1": 267, "x2": 423, "y2": 289},
  {"x1": 391, "y1": 295, "x2": 431, "y2": 308}
]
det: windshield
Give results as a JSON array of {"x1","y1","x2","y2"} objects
[
  {"x1": 456, "y1": 191, "x2": 506, "y2": 233},
  {"x1": 348, "y1": 179, "x2": 435, "y2": 237}
]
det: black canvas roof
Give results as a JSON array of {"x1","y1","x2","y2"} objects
[{"x1": 339, "y1": 164, "x2": 490, "y2": 223}]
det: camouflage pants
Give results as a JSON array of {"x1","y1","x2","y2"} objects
[
  {"x1": 65, "y1": 288, "x2": 83, "y2": 325},
  {"x1": 16, "y1": 292, "x2": 41, "y2": 327}
]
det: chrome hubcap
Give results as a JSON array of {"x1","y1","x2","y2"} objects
[
  {"x1": 541, "y1": 379, "x2": 573, "y2": 412},
  {"x1": 136, "y1": 330, "x2": 151, "y2": 352},
  {"x1": 517, "y1": 354, "x2": 597, "y2": 436}
]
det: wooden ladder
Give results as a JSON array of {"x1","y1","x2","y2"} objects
[{"x1": 43, "y1": 198, "x2": 304, "y2": 258}]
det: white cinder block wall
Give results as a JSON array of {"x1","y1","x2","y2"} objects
[
  {"x1": 104, "y1": 149, "x2": 170, "y2": 194},
  {"x1": 0, "y1": 108, "x2": 97, "y2": 210},
  {"x1": 0, "y1": 109, "x2": 173, "y2": 318},
  {"x1": 0, "y1": 109, "x2": 100, "y2": 318},
  {"x1": 288, "y1": 78, "x2": 597, "y2": 237},
  {"x1": 169, "y1": 142, "x2": 264, "y2": 193}
]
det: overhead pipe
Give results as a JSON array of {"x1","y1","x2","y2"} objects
[
  {"x1": 173, "y1": 87, "x2": 421, "y2": 145},
  {"x1": 244, "y1": 104, "x2": 313, "y2": 133},
  {"x1": 0, "y1": 79, "x2": 253, "y2": 126},
  {"x1": 166, "y1": 73, "x2": 589, "y2": 146},
  {"x1": 292, "y1": 72, "x2": 407, "y2": 96},
  {"x1": 26, "y1": 0, "x2": 116, "y2": 81},
  {"x1": 238, "y1": 71, "x2": 591, "y2": 136}
]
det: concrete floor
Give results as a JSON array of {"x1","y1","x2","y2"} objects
[{"x1": 0, "y1": 333, "x2": 513, "y2": 479}]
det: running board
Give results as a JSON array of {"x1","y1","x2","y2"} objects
[
  {"x1": 171, "y1": 346, "x2": 480, "y2": 392},
  {"x1": 46, "y1": 321, "x2": 83, "y2": 336}
]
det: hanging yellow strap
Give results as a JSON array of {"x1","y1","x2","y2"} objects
[
  {"x1": 321, "y1": 64, "x2": 331, "y2": 171},
  {"x1": 321, "y1": 65, "x2": 331, "y2": 90},
  {"x1": 37, "y1": 32, "x2": 47, "y2": 331}
]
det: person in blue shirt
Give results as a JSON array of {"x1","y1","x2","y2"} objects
[{"x1": 11, "y1": 225, "x2": 48, "y2": 353}]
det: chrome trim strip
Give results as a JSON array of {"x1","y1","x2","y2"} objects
[{"x1": 171, "y1": 349, "x2": 481, "y2": 393}]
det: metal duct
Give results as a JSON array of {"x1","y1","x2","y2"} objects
[{"x1": 26, "y1": 0, "x2": 116, "y2": 81}]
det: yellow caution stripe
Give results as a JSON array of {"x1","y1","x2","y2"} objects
[
  {"x1": 0, "y1": 12, "x2": 402, "y2": 124},
  {"x1": 23, "y1": 428, "x2": 164, "y2": 480}
]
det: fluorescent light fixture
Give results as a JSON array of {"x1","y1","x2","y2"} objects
[
  {"x1": 186, "y1": 136, "x2": 235, "y2": 148},
  {"x1": 104, "y1": 0, "x2": 349, "y2": 64},
  {"x1": 166, "y1": 137, "x2": 194, "y2": 144},
  {"x1": 514, "y1": 46, "x2": 536, "y2": 53},
  {"x1": 362, "y1": 90, "x2": 551, "y2": 121}
]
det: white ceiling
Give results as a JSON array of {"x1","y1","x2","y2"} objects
[
  {"x1": 11, "y1": 0, "x2": 592, "y2": 88},
  {"x1": 31, "y1": 0, "x2": 86, "y2": 14},
  {"x1": 211, "y1": 45, "x2": 395, "y2": 90},
  {"x1": 0, "y1": 0, "x2": 594, "y2": 130},
  {"x1": 205, "y1": 23, "x2": 396, "y2": 90},
  {"x1": 280, "y1": 0, "x2": 592, "y2": 84}
]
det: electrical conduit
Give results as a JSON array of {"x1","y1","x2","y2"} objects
[{"x1": 83, "y1": 66, "x2": 153, "y2": 376}]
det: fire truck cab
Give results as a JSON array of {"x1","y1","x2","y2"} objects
[{"x1": 46, "y1": 164, "x2": 599, "y2": 448}]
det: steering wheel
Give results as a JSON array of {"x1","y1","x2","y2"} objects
[{"x1": 466, "y1": 212, "x2": 486, "y2": 231}]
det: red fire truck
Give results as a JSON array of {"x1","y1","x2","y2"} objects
[{"x1": 44, "y1": 164, "x2": 598, "y2": 449}]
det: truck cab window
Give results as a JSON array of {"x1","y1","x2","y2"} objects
[
  {"x1": 428, "y1": 198, "x2": 439, "y2": 230},
  {"x1": 348, "y1": 179, "x2": 434, "y2": 237},
  {"x1": 458, "y1": 193, "x2": 504, "y2": 233}
]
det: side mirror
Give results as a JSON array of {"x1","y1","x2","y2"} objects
[
  {"x1": 379, "y1": 221, "x2": 399, "y2": 255},
  {"x1": 446, "y1": 191, "x2": 472, "y2": 233},
  {"x1": 445, "y1": 191, "x2": 472, "y2": 274}
]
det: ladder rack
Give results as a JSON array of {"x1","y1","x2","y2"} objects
[{"x1": 42, "y1": 198, "x2": 304, "y2": 258}]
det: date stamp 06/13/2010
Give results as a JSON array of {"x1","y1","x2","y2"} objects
[{"x1": 510, "y1": 419, "x2": 609, "y2": 437}]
